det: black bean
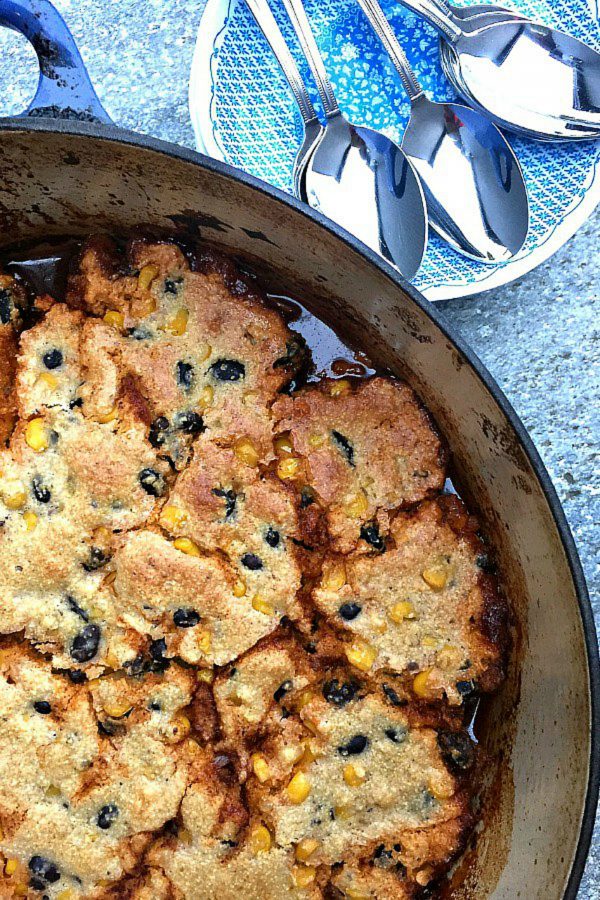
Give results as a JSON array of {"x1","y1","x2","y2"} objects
[
  {"x1": 149, "y1": 701, "x2": 162, "y2": 711},
  {"x1": 176, "y1": 361, "x2": 195, "y2": 389},
  {"x1": 28, "y1": 857, "x2": 60, "y2": 884},
  {"x1": 476, "y1": 553, "x2": 496, "y2": 574},
  {"x1": 385, "y1": 727, "x2": 407, "y2": 744},
  {"x1": 33, "y1": 700, "x2": 52, "y2": 715},
  {"x1": 97, "y1": 804, "x2": 119, "y2": 830},
  {"x1": 42, "y1": 349, "x2": 63, "y2": 370},
  {"x1": 273, "y1": 338, "x2": 306, "y2": 370},
  {"x1": 32, "y1": 476, "x2": 51, "y2": 504},
  {"x1": 265, "y1": 527, "x2": 280, "y2": 548},
  {"x1": 126, "y1": 326, "x2": 151, "y2": 341},
  {"x1": 70, "y1": 624, "x2": 100, "y2": 663},
  {"x1": 0, "y1": 289, "x2": 12, "y2": 325},
  {"x1": 69, "y1": 396, "x2": 84, "y2": 409},
  {"x1": 138, "y1": 468, "x2": 166, "y2": 497},
  {"x1": 300, "y1": 487, "x2": 315, "y2": 508},
  {"x1": 338, "y1": 602, "x2": 361, "y2": 621},
  {"x1": 331, "y1": 430, "x2": 355, "y2": 467},
  {"x1": 437, "y1": 731, "x2": 475, "y2": 773},
  {"x1": 82, "y1": 547, "x2": 110, "y2": 572},
  {"x1": 456, "y1": 679, "x2": 477, "y2": 697},
  {"x1": 67, "y1": 669, "x2": 87, "y2": 684},
  {"x1": 241, "y1": 553, "x2": 263, "y2": 571},
  {"x1": 29, "y1": 877, "x2": 46, "y2": 891},
  {"x1": 360, "y1": 522, "x2": 385, "y2": 552},
  {"x1": 150, "y1": 638, "x2": 167, "y2": 660},
  {"x1": 149, "y1": 416, "x2": 170, "y2": 448},
  {"x1": 173, "y1": 608, "x2": 200, "y2": 628},
  {"x1": 212, "y1": 487, "x2": 237, "y2": 519},
  {"x1": 175, "y1": 411, "x2": 204, "y2": 434},
  {"x1": 164, "y1": 277, "x2": 182, "y2": 294},
  {"x1": 209, "y1": 359, "x2": 245, "y2": 382},
  {"x1": 274, "y1": 680, "x2": 292, "y2": 703},
  {"x1": 338, "y1": 734, "x2": 369, "y2": 756},
  {"x1": 322, "y1": 679, "x2": 358, "y2": 707},
  {"x1": 382, "y1": 683, "x2": 406, "y2": 708},
  {"x1": 66, "y1": 596, "x2": 89, "y2": 621}
]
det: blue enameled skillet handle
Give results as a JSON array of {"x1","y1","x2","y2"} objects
[{"x1": 0, "y1": 0, "x2": 112, "y2": 122}]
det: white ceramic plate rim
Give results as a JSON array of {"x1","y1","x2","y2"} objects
[{"x1": 189, "y1": 0, "x2": 600, "y2": 302}]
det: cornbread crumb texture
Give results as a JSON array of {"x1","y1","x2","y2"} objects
[
  {"x1": 67, "y1": 237, "x2": 304, "y2": 462},
  {"x1": 313, "y1": 496, "x2": 506, "y2": 704},
  {"x1": 249, "y1": 689, "x2": 470, "y2": 878},
  {"x1": 272, "y1": 377, "x2": 446, "y2": 553},
  {"x1": 0, "y1": 274, "x2": 27, "y2": 446},
  {"x1": 0, "y1": 645, "x2": 196, "y2": 898}
]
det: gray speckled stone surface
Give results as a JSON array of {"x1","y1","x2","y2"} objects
[{"x1": 0, "y1": 0, "x2": 597, "y2": 895}]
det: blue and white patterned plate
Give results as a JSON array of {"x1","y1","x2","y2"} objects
[{"x1": 190, "y1": 0, "x2": 600, "y2": 300}]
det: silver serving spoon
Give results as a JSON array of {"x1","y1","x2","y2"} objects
[
  {"x1": 278, "y1": 0, "x2": 428, "y2": 277},
  {"x1": 244, "y1": 0, "x2": 324, "y2": 197},
  {"x1": 398, "y1": 0, "x2": 600, "y2": 140},
  {"x1": 355, "y1": 0, "x2": 529, "y2": 262}
]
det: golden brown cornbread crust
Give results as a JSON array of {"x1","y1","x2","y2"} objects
[{"x1": 0, "y1": 236, "x2": 508, "y2": 899}]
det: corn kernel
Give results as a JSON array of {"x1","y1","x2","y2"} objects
[
  {"x1": 234, "y1": 436, "x2": 260, "y2": 467},
  {"x1": 197, "y1": 344, "x2": 212, "y2": 362},
  {"x1": 56, "y1": 890, "x2": 76, "y2": 900},
  {"x1": 242, "y1": 391, "x2": 258, "y2": 406},
  {"x1": 344, "y1": 490, "x2": 368, "y2": 518},
  {"x1": 251, "y1": 753, "x2": 271, "y2": 783},
  {"x1": 295, "y1": 838, "x2": 320, "y2": 862},
  {"x1": 4, "y1": 490, "x2": 26, "y2": 510},
  {"x1": 25, "y1": 417, "x2": 49, "y2": 452},
  {"x1": 330, "y1": 378, "x2": 351, "y2": 397},
  {"x1": 36, "y1": 371, "x2": 58, "y2": 390},
  {"x1": 249, "y1": 824, "x2": 272, "y2": 854},
  {"x1": 323, "y1": 561, "x2": 346, "y2": 591},
  {"x1": 274, "y1": 432, "x2": 294, "y2": 456},
  {"x1": 252, "y1": 594, "x2": 274, "y2": 616},
  {"x1": 429, "y1": 775, "x2": 455, "y2": 800},
  {"x1": 23, "y1": 511, "x2": 38, "y2": 531},
  {"x1": 103, "y1": 310, "x2": 124, "y2": 330},
  {"x1": 166, "y1": 308, "x2": 189, "y2": 336},
  {"x1": 334, "y1": 803, "x2": 351, "y2": 820},
  {"x1": 413, "y1": 668, "x2": 434, "y2": 698},
  {"x1": 343, "y1": 763, "x2": 366, "y2": 787},
  {"x1": 287, "y1": 772, "x2": 311, "y2": 804},
  {"x1": 295, "y1": 690, "x2": 315, "y2": 711},
  {"x1": 138, "y1": 264, "x2": 159, "y2": 292},
  {"x1": 102, "y1": 699, "x2": 133, "y2": 718},
  {"x1": 233, "y1": 578, "x2": 247, "y2": 598},
  {"x1": 197, "y1": 632, "x2": 212, "y2": 653},
  {"x1": 277, "y1": 457, "x2": 301, "y2": 480},
  {"x1": 161, "y1": 505, "x2": 188, "y2": 532},
  {"x1": 45, "y1": 785, "x2": 61, "y2": 798},
  {"x1": 345, "y1": 886, "x2": 371, "y2": 900},
  {"x1": 95, "y1": 405, "x2": 118, "y2": 424},
  {"x1": 173, "y1": 537, "x2": 201, "y2": 557},
  {"x1": 171, "y1": 714, "x2": 191, "y2": 741},
  {"x1": 4, "y1": 858, "x2": 19, "y2": 876},
  {"x1": 197, "y1": 668, "x2": 214, "y2": 684},
  {"x1": 14, "y1": 885, "x2": 28, "y2": 897},
  {"x1": 197, "y1": 385, "x2": 215, "y2": 411},
  {"x1": 422, "y1": 564, "x2": 450, "y2": 591},
  {"x1": 422, "y1": 635, "x2": 439, "y2": 649},
  {"x1": 308, "y1": 433, "x2": 325, "y2": 448},
  {"x1": 344, "y1": 639, "x2": 378, "y2": 672},
  {"x1": 389, "y1": 601, "x2": 415, "y2": 623},
  {"x1": 292, "y1": 865, "x2": 316, "y2": 888}
]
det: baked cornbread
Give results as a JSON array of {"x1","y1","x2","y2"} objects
[{"x1": 0, "y1": 237, "x2": 508, "y2": 898}]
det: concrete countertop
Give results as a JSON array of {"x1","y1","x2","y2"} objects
[{"x1": 0, "y1": 0, "x2": 597, "y2": 894}]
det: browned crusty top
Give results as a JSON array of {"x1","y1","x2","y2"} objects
[{"x1": 0, "y1": 237, "x2": 507, "y2": 899}]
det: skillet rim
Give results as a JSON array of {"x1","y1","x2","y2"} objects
[{"x1": 0, "y1": 116, "x2": 596, "y2": 899}]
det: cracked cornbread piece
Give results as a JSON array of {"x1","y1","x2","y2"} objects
[
  {"x1": 0, "y1": 273, "x2": 28, "y2": 447},
  {"x1": 160, "y1": 434, "x2": 302, "y2": 621},
  {"x1": 0, "y1": 403, "x2": 167, "y2": 669},
  {"x1": 312, "y1": 496, "x2": 506, "y2": 704},
  {"x1": 144, "y1": 747, "x2": 322, "y2": 900},
  {"x1": 112, "y1": 529, "x2": 300, "y2": 667},
  {"x1": 248, "y1": 689, "x2": 472, "y2": 877},
  {"x1": 272, "y1": 377, "x2": 446, "y2": 553},
  {"x1": 0, "y1": 644, "x2": 196, "y2": 898},
  {"x1": 67, "y1": 237, "x2": 304, "y2": 464}
]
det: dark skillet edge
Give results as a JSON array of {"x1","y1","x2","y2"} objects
[{"x1": 0, "y1": 116, "x2": 598, "y2": 897}]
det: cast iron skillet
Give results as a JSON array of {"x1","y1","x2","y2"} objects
[{"x1": 0, "y1": 1, "x2": 597, "y2": 897}]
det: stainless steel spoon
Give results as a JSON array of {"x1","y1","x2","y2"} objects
[
  {"x1": 244, "y1": 0, "x2": 324, "y2": 197},
  {"x1": 355, "y1": 0, "x2": 529, "y2": 261},
  {"x1": 398, "y1": 0, "x2": 600, "y2": 140},
  {"x1": 279, "y1": 0, "x2": 428, "y2": 277},
  {"x1": 435, "y1": 1, "x2": 527, "y2": 32}
]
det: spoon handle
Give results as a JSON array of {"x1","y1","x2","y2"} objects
[
  {"x1": 243, "y1": 0, "x2": 318, "y2": 125},
  {"x1": 280, "y1": 0, "x2": 340, "y2": 118},
  {"x1": 355, "y1": 0, "x2": 424, "y2": 101},
  {"x1": 392, "y1": 0, "x2": 463, "y2": 41}
]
